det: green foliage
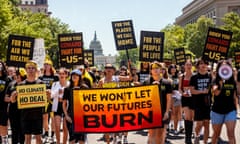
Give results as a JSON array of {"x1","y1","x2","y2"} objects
[
  {"x1": 1, "y1": 1, "x2": 239, "y2": 67},
  {"x1": 0, "y1": 0, "x2": 14, "y2": 59},
  {"x1": 116, "y1": 48, "x2": 139, "y2": 68},
  {"x1": 161, "y1": 24, "x2": 185, "y2": 59},
  {"x1": 0, "y1": 0, "x2": 72, "y2": 67},
  {"x1": 220, "y1": 12, "x2": 240, "y2": 58},
  {"x1": 187, "y1": 16, "x2": 214, "y2": 58}
]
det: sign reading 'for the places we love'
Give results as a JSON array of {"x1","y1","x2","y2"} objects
[
  {"x1": 112, "y1": 20, "x2": 137, "y2": 50},
  {"x1": 73, "y1": 85, "x2": 162, "y2": 133}
]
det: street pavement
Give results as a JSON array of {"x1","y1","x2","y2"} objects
[
  {"x1": 6, "y1": 118, "x2": 240, "y2": 143},
  {"x1": 86, "y1": 119, "x2": 240, "y2": 144}
]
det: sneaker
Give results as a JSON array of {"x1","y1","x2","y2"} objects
[
  {"x1": 173, "y1": 130, "x2": 178, "y2": 135},
  {"x1": 123, "y1": 137, "x2": 128, "y2": 144},
  {"x1": 48, "y1": 137, "x2": 55, "y2": 144},
  {"x1": 2, "y1": 137, "x2": 9, "y2": 144},
  {"x1": 97, "y1": 134, "x2": 105, "y2": 141},
  {"x1": 112, "y1": 137, "x2": 117, "y2": 144},
  {"x1": 165, "y1": 139, "x2": 171, "y2": 144},
  {"x1": 194, "y1": 136, "x2": 200, "y2": 144},
  {"x1": 117, "y1": 138, "x2": 122, "y2": 144},
  {"x1": 179, "y1": 126, "x2": 185, "y2": 134}
]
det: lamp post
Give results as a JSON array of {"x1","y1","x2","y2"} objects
[{"x1": 212, "y1": 15, "x2": 223, "y2": 26}]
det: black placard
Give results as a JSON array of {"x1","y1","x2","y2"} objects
[
  {"x1": 185, "y1": 54, "x2": 192, "y2": 60},
  {"x1": 174, "y1": 48, "x2": 186, "y2": 66},
  {"x1": 6, "y1": 35, "x2": 35, "y2": 67},
  {"x1": 112, "y1": 20, "x2": 137, "y2": 50},
  {"x1": 84, "y1": 49, "x2": 94, "y2": 67},
  {"x1": 58, "y1": 33, "x2": 83, "y2": 68},
  {"x1": 202, "y1": 27, "x2": 232, "y2": 63},
  {"x1": 139, "y1": 31, "x2": 164, "y2": 62},
  {"x1": 235, "y1": 50, "x2": 240, "y2": 69}
]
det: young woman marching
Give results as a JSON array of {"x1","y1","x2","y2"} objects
[{"x1": 62, "y1": 69, "x2": 88, "y2": 144}]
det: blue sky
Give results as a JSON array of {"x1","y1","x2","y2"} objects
[{"x1": 48, "y1": 0, "x2": 192, "y2": 56}]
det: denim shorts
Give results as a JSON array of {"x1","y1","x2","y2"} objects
[{"x1": 211, "y1": 110, "x2": 237, "y2": 124}]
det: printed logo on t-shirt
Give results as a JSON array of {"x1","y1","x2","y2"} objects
[
  {"x1": 0, "y1": 80, "x2": 6, "y2": 92},
  {"x1": 197, "y1": 78, "x2": 210, "y2": 90}
]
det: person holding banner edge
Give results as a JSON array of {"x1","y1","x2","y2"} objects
[
  {"x1": 62, "y1": 69, "x2": 89, "y2": 144},
  {"x1": 143, "y1": 61, "x2": 172, "y2": 144},
  {"x1": 97, "y1": 63, "x2": 132, "y2": 144}
]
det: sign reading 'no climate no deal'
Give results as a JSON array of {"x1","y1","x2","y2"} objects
[
  {"x1": 73, "y1": 85, "x2": 162, "y2": 133},
  {"x1": 17, "y1": 84, "x2": 47, "y2": 109}
]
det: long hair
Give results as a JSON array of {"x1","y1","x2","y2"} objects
[
  {"x1": 69, "y1": 73, "x2": 88, "y2": 88},
  {"x1": 43, "y1": 66, "x2": 55, "y2": 76},
  {"x1": 168, "y1": 64, "x2": 178, "y2": 77},
  {"x1": 0, "y1": 60, "x2": 8, "y2": 78}
]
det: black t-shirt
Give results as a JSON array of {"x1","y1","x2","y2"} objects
[
  {"x1": 212, "y1": 79, "x2": 236, "y2": 114},
  {"x1": 189, "y1": 73, "x2": 212, "y2": 109},
  {"x1": 63, "y1": 87, "x2": 72, "y2": 115},
  {"x1": 170, "y1": 75, "x2": 179, "y2": 90},
  {"x1": 237, "y1": 70, "x2": 240, "y2": 82},
  {"x1": 0, "y1": 76, "x2": 11, "y2": 110},
  {"x1": 20, "y1": 79, "x2": 44, "y2": 121},
  {"x1": 143, "y1": 77, "x2": 172, "y2": 114},
  {"x1": 88, "y1": 71, "x2": 97, "y2": 83},
  {"x1": 63, "y1": 84, "x2": 88, "y2": 117},
  {"x1": 5, "y1": 80, "x2": 18, "y2": 114},
  {"x1": 39, "y1": 75, "x2": 59, "y2": 89}
]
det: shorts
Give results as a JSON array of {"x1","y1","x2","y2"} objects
[
  {"x1": 194, "y1": 107, "x2": 210, "y2": 121},
  {"x1": 172, "y1": 97, "x2": 181, "y2": 107},
  {"x1": 44, "y1": 103, "x2": 53, "y2": 114},
  {"x1": 211, "y1": 110, "x2": 237, "y2": 124},
  {"x1": 54, "y1": 102, "x2": 64, "y2": 116},
  {"x1": 181, "y1": 96, "x2": 194, "y2": 109},
  {"x1": 67, "y1": 121, "x2": 87, "y2": 142},
  {"x1": 22, "y1": 119, "x2": 43, "y2": 135},
  {"x1": 0, "y1": 110, "x2": 8, "y2": 126}
]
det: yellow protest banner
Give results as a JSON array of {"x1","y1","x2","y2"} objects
[
  {"x1": 73, "y1": 85, "x2": 162, "y2": 133},
  {"x1": 17, "y1": 84, "x2": 47, "y2": 109}
]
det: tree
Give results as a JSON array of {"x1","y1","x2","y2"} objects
[
  {"x1": 0, "y1": 2, "x2": 72, "y2": 67},
  {"x1": 0, "y1": 0, "x2": 14, "y2": 59},
  {"x1": 116, "y1": 48, "x2": 139, "y2": 68},
  {"x1": 187, "y1": 16, "x2": 214, "y2": 58},
  {"x1": 161, "y1": 24, "x2": 185, "y2": 59},
  {"x1": 220, "y1": 12, "x2": 240, "y2": 58}
]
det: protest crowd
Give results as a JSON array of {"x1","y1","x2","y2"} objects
[
  {"x1": 0, "y1": 20, "x2": 238, "y2": 144},
  {"x1": 0, "y1": 56, "x2": 239, "y2": 144}
]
